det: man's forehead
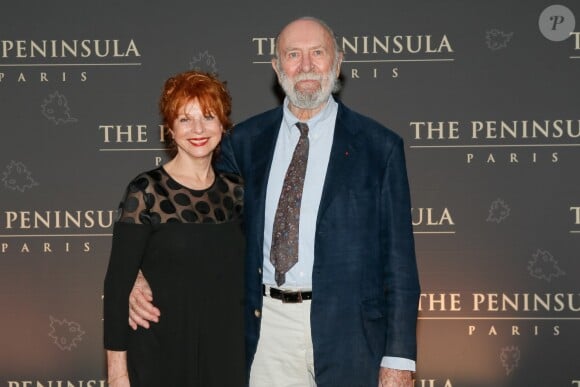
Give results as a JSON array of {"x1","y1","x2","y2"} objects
[{"x1": 278, "y1": 20, "x2": 332, "y2": 49}]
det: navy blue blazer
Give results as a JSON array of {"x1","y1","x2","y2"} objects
[{"x1": 218, "y1": 101, "x2": 420, "y2": 387}]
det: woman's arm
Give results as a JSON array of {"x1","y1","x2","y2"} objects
[{"x1": 107, "y1": 350, "x2": 130, "y2": 386}]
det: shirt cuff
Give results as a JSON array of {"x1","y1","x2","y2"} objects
[{"x1": 380, "y1": 356, "x2": 416, "y2": 372}]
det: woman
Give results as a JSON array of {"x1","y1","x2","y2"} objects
[{"x1": 103, "y1": 71, "x2": 245, "y2": 386}]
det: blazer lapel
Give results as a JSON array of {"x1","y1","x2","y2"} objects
[
  {"x1": 316, "y1": 104, "x2": 360, "y2": 226},
  {"x1": 249, "y1": 110, "x2": 283, "y2": 249}
]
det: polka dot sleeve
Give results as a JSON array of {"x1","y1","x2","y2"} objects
[{"x1": 117, "y1": 174, "x2": 155, "y2": 225}]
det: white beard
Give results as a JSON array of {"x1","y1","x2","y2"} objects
[{"x1": 278, "y1": 66, "x2": 338, "y2": 110}]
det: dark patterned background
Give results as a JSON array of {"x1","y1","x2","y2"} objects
[{"x1": 1, "y1": 1, "x2": 579, "y2": 385}]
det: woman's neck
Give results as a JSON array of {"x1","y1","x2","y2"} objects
[{"x1": 163, "y1": 154, "x2": 215, "y2": 190}]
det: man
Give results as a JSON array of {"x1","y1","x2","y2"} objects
[{"x1": 129, "y1": 16, "x2": 420, "y2": 387}]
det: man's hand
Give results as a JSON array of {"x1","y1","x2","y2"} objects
[
  {"x1": 378, "y1": 368, "x2": 413, "y2": 387},
  {"x1": 128, "y1": 271, "x2": 160, "y2": 330}
]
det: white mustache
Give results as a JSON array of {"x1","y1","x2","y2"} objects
[{"x1": 294, "y1": 72, "x2": 324, "y2": 82}]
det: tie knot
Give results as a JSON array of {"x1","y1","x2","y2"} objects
[{"x1": 296, "y1": 122, "x2": 309, "y2": 137}]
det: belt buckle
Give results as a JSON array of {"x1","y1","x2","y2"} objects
[{"x1": 282, "y1": 290, "x2": 302, "y2": 303}]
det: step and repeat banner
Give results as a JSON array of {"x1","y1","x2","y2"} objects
[{"x1": 1, "y1": 1, "x2": 579, "y2": 386}]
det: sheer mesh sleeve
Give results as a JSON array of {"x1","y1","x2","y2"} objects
[{"x1": 117, "y1": 174, "x2": 155, "y2": 224}]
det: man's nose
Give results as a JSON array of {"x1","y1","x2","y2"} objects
[{"x1": 300, "y1": 53, "x2": 312, "y2": 72}]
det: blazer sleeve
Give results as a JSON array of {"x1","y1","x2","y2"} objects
[
  {"x1": 215, "y1": 132, "x2": 240, "y2": 175},
  {"x1": 381, "y1": 136, "x2": 421, "y2": 360}
]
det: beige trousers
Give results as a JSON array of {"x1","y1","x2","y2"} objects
[{"x1": 249, "y1": 295, "x2": 316, "y2": 387}]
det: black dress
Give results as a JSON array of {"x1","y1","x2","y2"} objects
[{"x1": 103, "y1": 167, "x2": 245, "y2": 386}]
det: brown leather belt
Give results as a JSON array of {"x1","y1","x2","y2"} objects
[{"x1": 263, "y1": 285, "x2": 312, "y2": 303}]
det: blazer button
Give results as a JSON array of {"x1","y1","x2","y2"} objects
[
  {"x1": 258, "y1": 267, "x2": 262, "y2": 274},
  {"x1": 254, "y1": 309, "x2": 261, "y2": 318}
]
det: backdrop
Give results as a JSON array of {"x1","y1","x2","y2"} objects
[{"x1": 1, "y1": 1, "x2": 579, "y2": 386}]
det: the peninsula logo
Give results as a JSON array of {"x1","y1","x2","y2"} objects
[
  {"x1": 1, "y1": 39, "x2": 140, "y2": 59},
  {"x1": 0, "y1": 209, "x2": 114, "y2": 255},
  {"x1": 0, "y1": 38, "x2": 141, "y2": 85},
  {"x1": 1, "y1": 209, "x2": 114, "y2": 230},
  {"x1": 98, "y1": 122, "x2": 168, "y2": 166},
  {"x1": 408, "y1": 118, "x2": 580, "y2": 165},
  {"x1": 99, "y1": 123, "x2": 165, "y2": 145},
  {"x1": 419, "y1": 291, "x2": 579, "y2": 338},
  {"x1": 412, "y1": 207, "x2": 455, "y2": 235},
  {"x1": 252, "y1": 33, "x2": 454, "y2": 79},
  {"x1": 420, "y1": 292, "x2": 580, "y2": 314}
]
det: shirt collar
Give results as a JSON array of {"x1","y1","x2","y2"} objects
[{"x1": 282, "y1": 96, "x2": 337, "y2": 132}]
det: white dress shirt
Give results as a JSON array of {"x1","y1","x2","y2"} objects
[{"x1": 262, "y1": 96, "x2": 336, "y2": 289}]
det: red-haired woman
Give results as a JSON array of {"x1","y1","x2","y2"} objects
[{"x1": 103, "y1": 71, "x2": 245, "y2": 386}]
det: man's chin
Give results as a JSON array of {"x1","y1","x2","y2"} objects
[
  {"x1": 295, "y1": 80, "x2": 321, "y2": 92},
  {"x1": 296, "y1": 92, "x2": 320, "y2": 102}
]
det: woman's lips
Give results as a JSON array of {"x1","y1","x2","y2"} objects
[{"x1": 188, "y1": 137, "x2": 209, "y2": 147}]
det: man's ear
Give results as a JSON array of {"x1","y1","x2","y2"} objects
[
  {"x1": 271, "y1": 58, "x2": 280, "y2": 78},
  {"x1": 335, "y1": 52, "x2": 344, "y2": 76}
]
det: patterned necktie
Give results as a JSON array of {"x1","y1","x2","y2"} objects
[{"x1": 270, "y1": 122, "x2": 310, "y2": 286}]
